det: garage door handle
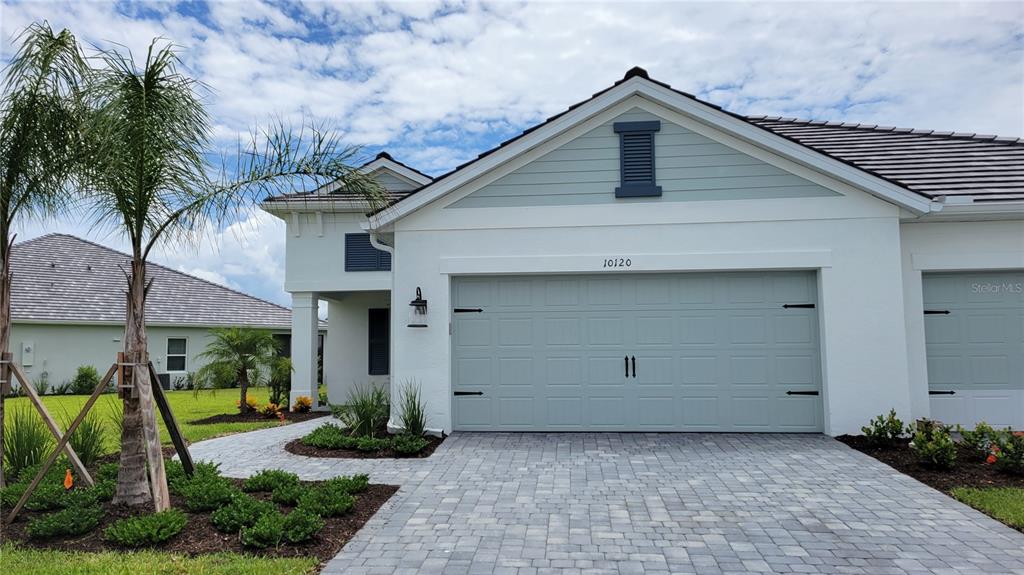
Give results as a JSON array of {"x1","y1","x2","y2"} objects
[
  {"x1": 786, "y1": 390, "x2": 819, "y2": 396},
  {"x1": 929, "y1": 390, "x2": 956, "y2": 395},
  {"x1": 624, "y1": 356, "x2": 629, "y2": 378},
  {"x1": 631, "y1": 356, "x2": 636, "y2": 378},
  {"x1": 453, "y1": 391, "x2": 483, "y2": 396},
  {"x1": 782, "y1": 303, "x2": 815, "y2": 309},
  {"x1": 924, "y1": 310, "x2": 950, "y2": 315}
]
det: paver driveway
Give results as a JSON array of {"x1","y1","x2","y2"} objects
[{"x1": 191, "y1": 418, "x2": 1024, "y2": 574}]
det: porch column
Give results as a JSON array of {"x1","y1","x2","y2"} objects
[{"x1": 290, "y1": 291, "x2": 320, "y2": 409}]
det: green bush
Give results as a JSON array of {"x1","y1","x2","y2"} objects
[
  {"x1": 302, "y1": 423, "x2": 349, "y2": 449},
  {"x1": 861, "y1": 409, "x2": 906, "y2": 447},
  {"x1": 243, "y1": 469, "x2": 300, "y2": 493},
  {"x1": 332, "y1": 383, "x2": 389, "y2": 437},
  {"x1": 282, "y1": 509, "x2": 324, "y2": 543},
  {"x1": 60, "y1": 480, "x2": 115, "y2": 508},
  {"x1": 210, "y1": 494, "x2": 275, "y2": 533},
  {"x1": 0, "y1": 482, "x2": 26, "y2": 510},
  {"x1": 958, "y1": 422, "x2": 1005, "y2": 460},
  {"x1": 96, "y1": 462, "x2": 119, "y2": 483},
  {"x1": 910, "y1": 419, "x2": 956, "y2": 469},
  {"x1": 166, "y1": 460, "x2": 222, "y2": 495},
  {"x1": 298, "y1": 485, "x2": 354, "y2": 517},
  {"x1": 27, "y1": 505, "x2": 104, "y2": 539},
  {"x1": 355, "y1": 436, "x2": 390, "y2": 452},
  {"x1": 322, "y1": 474, "x2": 369, "y2": 495},
  {"x1": 70, "y1": 365, "x2": 101, "y2": 395},
  {"x1": 61, "y1": 410, "x2": 106, "y2": 468},
  {"x1": 994, "y1": 432, "x2": 1024, "y2": 476},
  {"x1": 393, "y1": 434, "x2": 429, "y2": 455},
  {"x1": 104, "y1": 509, "x2": 188, "y2": 547},
  {"x1": 240, "y1": 511, "x2": 286, "y2": 548},
  {"x1": 271, "y1": 482, "x2": 306, "y2": 506},
  {"x1": 24, "y1": 482, "x2": 68, "y2": 512},
  {"x1": 398, "y1": 381, "x2": 426, "y2": 437},
  {"x1": 3, "y1": 405, "x2": 53, "y2": 480},
  {"x1": 179, "y1": 476, "x2": 239, "y2": 512}
]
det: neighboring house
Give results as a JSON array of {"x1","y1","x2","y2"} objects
[
  {"x1": 11, "y1": 234, "x2": 305, "y2": 390},
  {"x1": 263, "y1": 68, "x2": 1023, "y2": 436}
]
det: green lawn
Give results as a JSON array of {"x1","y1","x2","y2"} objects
[
  {"x1": 952, "y1": 487, "x2": 1024, "y2": 530},
  {"x1": 5, "y1": 387, "x2": 287, "y2": 454},
  {"x1": 0, "y1": 544, "x2": 317, "y2": 574}
]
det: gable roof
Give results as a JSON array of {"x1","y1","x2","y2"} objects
[
  {"x1": 12, "y1": 234, "x2": 295, "y2": 329},
  {"x1": 366, "y1": 68, "x2": 1020, "y2": 227}
]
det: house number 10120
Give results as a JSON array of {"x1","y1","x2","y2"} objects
[{"x1": 603, "y1": 258, "x2": 631, "y2": 268}]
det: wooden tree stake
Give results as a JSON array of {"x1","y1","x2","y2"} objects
[
  {"x1": 149, "y1": 363, "x2": 193, "y2": 477},
  {"x1": 132, "y1": 355, "x2": 169, "y2": 512},
  {"x1": 5, "y1": 363, "x2": 116, "y2": 524}
]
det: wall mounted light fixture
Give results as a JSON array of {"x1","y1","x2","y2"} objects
[{"x1": 408, "y1": 287, "x2": 428, "y2": 328}]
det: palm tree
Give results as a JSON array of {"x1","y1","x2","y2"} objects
[
  {"x1": 0, "y1": 23, "x2": 84, "y2": 488},
  {"x1": 79, "y1": 39, "x2": 384, "y2": 508},
  {"x1": 195, "y1": 328, "x2": 279, "y2": 415}
]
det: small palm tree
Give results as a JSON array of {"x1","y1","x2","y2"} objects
[
  {"x1": 0, "y1": 23, "x2": 85, "y2": 488},
  {"x1": 195, "y1": 328, "x2": 279, "y2": 415}
]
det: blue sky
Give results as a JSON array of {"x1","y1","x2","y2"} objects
[{"x1": 3, "y1": 0, "x2": 1022, "y2": 308}]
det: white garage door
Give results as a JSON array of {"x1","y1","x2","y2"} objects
[
  {"x1": 451, "y1": 271, "x2": 823, "y2": 432},
  {"x1": 924, "y1": 271, "x2": 1024, "y2": 429}
]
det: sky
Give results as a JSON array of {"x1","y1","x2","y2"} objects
[{"x1": 2, "y1": 0, "x2": 1023, "y2": 309}]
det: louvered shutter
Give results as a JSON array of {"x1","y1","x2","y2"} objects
[
  {"x1": 368, "y1": 308, "x2": 389, "y2": 375},
  {"x1": 614, "y1": 120, "x2": 662, "y2": 197},
  {"x1": 345, "y1": 233, "x2": 392, "y2": 271}
]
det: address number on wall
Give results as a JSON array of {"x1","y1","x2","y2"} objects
[{"x1": 602, "y1": 258, "x2": 632, "y2": 268}]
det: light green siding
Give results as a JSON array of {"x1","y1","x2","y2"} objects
[
  {"x1": 449, "y1": 108, "x2": 840, "y2": 208},
  {"x1": 374, "y1": 171, "x2": 419, "y2": 194}
]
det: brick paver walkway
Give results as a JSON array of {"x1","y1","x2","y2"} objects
[{"x1": 190, "y1": 419, "x2": 1024, "y2": 574}]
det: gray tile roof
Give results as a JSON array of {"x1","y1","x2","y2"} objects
[
  {"x1": 12, "y1": 234, "x2": 294, "y2": 329},
  {"x1": 746, "y1": 116, "x2": 1024, "y2": 200}
]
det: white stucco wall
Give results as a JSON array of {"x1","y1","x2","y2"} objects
[
  {"x1": 10, "y1": 323, "x2": 234, "y2": 389},
  {"x1": 324, "y1": 291, "x2": 391, "y2": 405},
  {"x1": 283, "y1": 211, "x2": 390, "y2": 293},
  {"x1": 899, "y1": 219, "x2": 1024, "y2": 425}
]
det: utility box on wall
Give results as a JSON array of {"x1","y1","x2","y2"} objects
[{"x1": 21, "y1": 340, "x2": 34, "y2": 367}]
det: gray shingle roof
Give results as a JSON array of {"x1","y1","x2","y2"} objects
[
  {"x1": 746, "y1": 116, "x2": 1024, "y2": 200},
  {"x1": 12, "y1": 234, "x2": 294, "y2": 329}
]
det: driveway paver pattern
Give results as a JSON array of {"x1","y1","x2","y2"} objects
[{"x1": 190, "y1": 419, "x2": 1024, "y2": 574}]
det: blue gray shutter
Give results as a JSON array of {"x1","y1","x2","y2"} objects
[
  {"x1": 614, "y1": 121, "x2": 662, "y2": 197},
  {"x1": 345, "y1": 233, "x2": 391, "y2": 271},
  {"x1": 368, "y1": 308, "x2": 389, "y2": 375}
]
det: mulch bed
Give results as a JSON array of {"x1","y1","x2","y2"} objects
[
  {"x1": 837, "y1": 435, "x2": 1024, "y2": 494},
  {"x1": 1, "y1": 477, "x2": 399, "y2": 564},
  {"x1": 188, "y1": 411, "x2": 325, "y2": 425},
  {"x1": 285, "y1": 434, "x2": 445, "y2": 459}
]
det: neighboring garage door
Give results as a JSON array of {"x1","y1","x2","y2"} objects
[
  {"x1": 451, "y1": 271, "x2": 823, "y2": 432},
  {"x1": 924, "y1": 271, "x2": 1024, "y2": 429}
]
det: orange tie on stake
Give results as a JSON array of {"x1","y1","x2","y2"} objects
[{"x1": 64, "y1": 469, "x2": 73, "y2": 490}]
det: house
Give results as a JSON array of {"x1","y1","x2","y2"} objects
[
  {"x1": 10, "y1": 234, "x2": 307, "y2": 390},
  {"x1": 262, "y1": 68, "x2": 1023, "y2": 436}
]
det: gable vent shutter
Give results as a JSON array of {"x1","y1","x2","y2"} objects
[
  {"x1": 345, "y1": 233, "x2": 391, "y2": 271},
  {"x1": 614, "y1": 120, "x2": 662, "y2": 197}
]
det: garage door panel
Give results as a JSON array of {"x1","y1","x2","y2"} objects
[
  {"x1": 729, "y1": 397, "x2": 773, "y2": 428},
  {"x1": 677, "y1": 275, "x2": 715, "y2": 304},
  {"x1": 775, "y1": 315, "x2": 815, "y2": 344},
  {"x1": 587, "y1": 397, "x2": 627, "y2": 427},
  {"x1": 454, "y1": 279, "x2": 493, "y2": 307},
  {"x1": 587, "y1": 356, "x2": 628, "y2": 384},
  {"x1": 679, "y1": 314, "x2": 719, "y2": 344},
  {"x1": 775, "y1": 397, "x2": 821, "y2": 430},
  {"x1": 730, "y1": 356, "x2": 770, "y2": 385},
  {"x1": 777, "y1": 355, "x2": 816, "y2": 385},
  {"x1": 544, "y1": 317, "x2": 582, "y2": 346},
  {"x1": 546, "y1": 357, "x2": 582, "y2": 385},
  {"x1": 729, "y1": 315, "x2": 767, "y2": 344},
  {"x1": 455, "y1": 318, "x2": 491, "y2": 346},
  {"x1": 970, "y1": 356, "x2": 1010, "y2": 386},
  {"x1": 727, "y1": 275, "x2": 769, "y2": 304},
  {"x1": 636, "y1": 397, "x2": 676, "y2": 427},
  {"x1": 498, "y1": 279, "x2": 533, "y2": 307},
  {"x1": 454, "y1": 396, "x2": 492, "y2": 427},
  {"x1": 680, "y1": 355, "x2": 718, "y2": 384},
  {"x1": 587, "y1": 317, "x2": 627, "y2": 346},
  {"x1": 636, "y1": 277, "x2": 672, "y2": 305},
  {"x1": 497, "y1": 318, "x2": 533, "y2": 346},
  {"x1": 636, "y1": 316, "x2": 673, "y2": 345},
  {"x1": 546, "y1": 397, "x2": 583, "y2": 427},
  {"x1": 681, "y1": 397, "x2": 720, "y2": 427},
  {"x1": 586, "y1": 278, "x2": 624, "y2": 306}
]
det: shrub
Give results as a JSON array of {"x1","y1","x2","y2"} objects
[
  {"x1": 61, "y1": 410, "x2": 106, "y2": 468},
  {"x1": 166, "y1": 460, "x2": 222, "y2": 495},
  {"x1": 993, "y1": 432, "x2": 1024, "y2": 476},
  {"x1": 34, "y1": 373, "x2": 50, "y2": 396},
  {"x1": 27, "y1": 505, "x2": 104, "y2": 539},
  {"x1": 355, "y1": 436, "x2": 390, "y2": 452},
  {"x1": 96, "y1": 462, "x2": 120, "y2": 483},
  {"x1": 210, "y1": 494, "x2": 275, "y2": 533},
  {"x1": 333, "y1": 383, "x2": 389, "y2": 437},
  {"x1": 292, "y1": 395, "x2": 312, "y2": 413},
  {"x1": 61, "y1": 480, "x2": 115, "y2": 508},
  {"x1": 52, "y1": 380, "x2": 73, "y2": 395},
  {"x1": 958, "y1": 422, "x2": 1006, "y2": 461},
  {"x1": 0, "y1": 482, "x2": 26, "y2": 510},
  {"x1": 302, "y1": 423, "x2": 349, "y2": 449},
  {"x1": 861, "y1": 409, "x2": 906, "y2": 447},
  {"x1": 24, "y1": 482, "x2": 67, "y2": 511},
  {"x1": 257, "y1": 402, "x2": 282, "y2": 418},
  {"x1": 321, "y1": 474, "x2": 369, "y2": 495},
  {"x1": 298, "y1": 486, "x2": 354, "y2": 517},
  {"x1": 240, "y1": 511, "x2": 286, "y2": 548},
  {"x1": 909, "y1": 419, "x2": 956, "y2": 470},
  {"x1": 393, "y1": 434, "x2": 429, "y2": 455},
  {"x1": 179, "y1": 476, "x2": 239, "y2": 512},
  {"x1": 3, "y1": 405, "x2": 53, "y2": 480},
  {"x1": 397, "y1": 382, "x2": 426, "y2": 437},
  {"x1": 104, "y1": 509, "x2": 188, "y2": 547},
  {"x1": 282, "y1": 508, "x2": 324, "y2": 543},
  {"x1": 70, "y1": 365, "x2": 101, "y2": 395},
  {"x1": 236, "y1": 394, "x2": 260, "y2": 412},
  {"x1": 269, "y1": 357, "x2": 292, "y2": 406},
  {"x1": 271, "y1": 482, "x2": 306, "y2": 506},
  {"x1": 242, "y1": 469, "x2": 299, "y2": 493}
]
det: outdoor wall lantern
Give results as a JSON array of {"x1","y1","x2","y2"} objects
[{"x1": 408, "y1": 287, "x2": 428, "y2": 328}]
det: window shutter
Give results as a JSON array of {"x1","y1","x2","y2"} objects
[
  {"x1": 614, "y1": 120, "x2": 662, "y2": 197},
  {"x1": 345, "y1": 233, "x2": 392, "y2": 271},
  {"x1": 368, "y1": 308, "x2": 389, "y2": 376}
]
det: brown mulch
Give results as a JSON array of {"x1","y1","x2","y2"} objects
[
  {"x1": 285, "y1": 434, "x2": 445, "y2": 459},
  {"x1": 1, "y1": 476, "x2": 399, "y2": 563},
  {"x1": 188, "y1": 411, "x2": 325, "y2": 425},
  {"x1": 836, "y1": 435, "x2": 1024, "y2": 494}
]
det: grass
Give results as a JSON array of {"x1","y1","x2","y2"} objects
[
  {"x1": 0, "y1": 543, "x2": 317, "y2": 574},
  {"x1": 952, "y1": 487, "x2": 1024, "y2": 530},
  {"x1": 4, "y1": 387, "x2": 286, "y2": 454}
]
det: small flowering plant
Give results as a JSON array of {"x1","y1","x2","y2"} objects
[
  {"x1": 992, "y1": 431, "x2": 1024, "y2": 476},
  {"x1": 292, "y1": 396, "x2": 313, "y2": 413},
  {"x1": 258, "y1": 402, "x2": 282, "y2": 418}
]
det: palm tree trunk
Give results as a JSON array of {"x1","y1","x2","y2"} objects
[
  {"x1": 114, "y1": 259, "x2": 169, "y2": 509},
  {"x1": 239, "y1": 368, "x2": 249, "y2": 415},
  {"x1": 0, "y1": 232, "x2": 12, "y2": 488}
]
